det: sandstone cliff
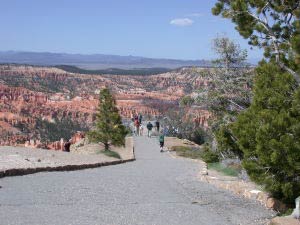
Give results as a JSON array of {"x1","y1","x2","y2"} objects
[{"x1": 0, "y1": 65, "x2": 213, "y2": 148}]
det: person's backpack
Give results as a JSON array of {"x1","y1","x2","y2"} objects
[
  {"x1": 147, "y1": 123, "x2": 153, "y2": 130},
  {"x1": 159, "y1": 135, "x2": 164, "y2": 142}
]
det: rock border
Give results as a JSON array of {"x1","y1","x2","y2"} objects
[
  {"x1": 198, "y1": 160, "x2": 284, "y2": 211},
  {"x1": 197, "y1": 161, "x2": 300, "y2": 225},
  {"x1": 0, "y1": 146, "x2": 135, "y2": 179},
  {"x1": 167, "y1": 141, "x2": 298, "y2": 225}
]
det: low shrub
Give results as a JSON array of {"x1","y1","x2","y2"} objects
[
  {"x1": 171, "y1": 146, "x2": 203, "y2": 159},
  {"x1": 208, "y1": 162, "x2": 240, "y2": 177},
  {"x1": 201, "y1": 151, "x2": 219, "y2": 163},
  {"x1": 201, "y1": 144, "x2": 219, "y2": 163},
  {"x1": 172, "y1": 145, "x2": 219, "y2": 163}
]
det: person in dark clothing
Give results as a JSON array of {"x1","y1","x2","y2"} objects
[
  {"x1": 159, "y1": 131, "x2": 164, "y2": 152},
  {"x1": 146, "y1": 121, "x2": 153, "y2": 138},
  {"x1": 63, "y1": 140, "x2": 71, "y2": 152},
  {"x1": 155, "y1": 120, "x2": 160, "y2": 132},
  {"x1": 138, "y1": 114, "x2": 142, "y2": 124}
]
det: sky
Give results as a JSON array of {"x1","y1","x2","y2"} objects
[{"x1": 0, "y1": 0, "x2": 263, "y2": 61}]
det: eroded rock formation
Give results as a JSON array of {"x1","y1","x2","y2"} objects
[{"x1": 0, "y1": 65, "x2": 214, "y2": 148}]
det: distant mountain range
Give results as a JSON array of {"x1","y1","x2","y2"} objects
[{"x1": 0, "y1": 51, "x2": 212, "y2": 69}]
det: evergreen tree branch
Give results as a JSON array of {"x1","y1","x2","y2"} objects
[{"x1": 227, "y1": 9, "x2": 300, "y2": 84}]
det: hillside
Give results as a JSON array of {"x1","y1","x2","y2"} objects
[
  {"x1": 55, "y1": 65, "x2": 173, "y2": 75},
  {"x1": 0, "y1": 63, "x2": 253, "y2": 150},
  {"x1": 0, "y1": 65, "x2": 214, "y2": 147},
  {"x1": 0, "y1": 51, "x2": 211, "y2": 69}
]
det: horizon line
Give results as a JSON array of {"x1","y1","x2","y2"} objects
[{"x1": 0, "y1": 50, "x2": 212, "y2": 62}]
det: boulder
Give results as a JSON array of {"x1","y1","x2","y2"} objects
[
  {"x1": 292, "y1": 197, "x2": 300, "y2": 219},
  {"x1": 266, "y1": 197, "x2": 287, "y2": 212}
]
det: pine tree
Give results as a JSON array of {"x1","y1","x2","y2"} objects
[
  {"x1": 212, "y1": 0, "x2": 300, "y2": 204},
  {"x1": 230, "y1": 62, "x2": 300, "y2": 203},
  {"x1": 88, "y1": 88, "x2": 128, "y2": 151},
  {"x1": 212, "y1": 0, "x2": 300, "y2": 84}
]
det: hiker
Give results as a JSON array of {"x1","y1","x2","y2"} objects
[
  {"x1": 134, "y1": 118, "x2": 140, "y2": 136},
  {"x1": 146, "y1": 121, "x2": 153, "y2": 138},
  {"x1": 63, "y1": 139, "x2": 71, "y2": 152},
  {"x1": 138, "y1": 113, "x2": 142, "y2": 124},
  {"x1": 155, "y1": 120, "x2": 160, "y2": 132},
  {"x1": 159, "y1": 131, "x2": 165, "y2": 152},
  {"x1": 140, "y1": 125, "x2": 144, "y2": 136}
]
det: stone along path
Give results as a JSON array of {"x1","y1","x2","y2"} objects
[{"x1": 0, "y1": 136, "x2": 274, "y2": 225}]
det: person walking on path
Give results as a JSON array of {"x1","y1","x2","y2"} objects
[
  {"x1": 155, "y1": 120, "x2": 160, "y2": 132},
  {"x1": 134, "y1": 118, "x2": 140, "y2": 136},
  {"x1": 138, "y1": 114, "x2": 143, "y2": 124},
  {"x1": 159, "y1": 131, "x2": 165, "y2": 152},
  {"x1": 146, "y1": 121, "x2": 153, "y2": 138}
]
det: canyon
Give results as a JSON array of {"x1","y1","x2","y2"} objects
[{"x1": 0, "y1": 65, "x2": 213, "y2": 149}]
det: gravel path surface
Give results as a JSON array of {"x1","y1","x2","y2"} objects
[{"x1": 0, "y1": 136, "x2": 274, "y2": 225}]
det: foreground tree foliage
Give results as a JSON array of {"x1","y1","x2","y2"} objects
[
  {"x1": 212, "y1": 0, "x2": 300, "y2": 84},
  {"x1": 212, "y1": 0, "x2": 300, "y2": 203},
  {"x1": 217, "y1": 62, "x2": 300, "y2": 203},
  {"x1": 88, "y1": 88, "x2": 127, "y2": 151}
]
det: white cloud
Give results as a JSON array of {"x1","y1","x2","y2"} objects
[{"x1": 170, "y1": 18, "x2": 194, "y2": 27}]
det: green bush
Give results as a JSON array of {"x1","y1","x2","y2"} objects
[
  {"x1": 218, "y1": 63, "x2": 300, "y2": 203},
  {"x1": 200, "y1": 145, "x2": 219, "y2": 163},
  {"x1": 189, "y1": 127, "x2": 210, "y2": 145}
]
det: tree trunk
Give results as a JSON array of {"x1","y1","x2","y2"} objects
[
  {"x1": 278, "y1": 61, "x2": 300, "y2": 85},
  {"x1": 104, "y1": 143, "x2": 109, "y2": 151}
]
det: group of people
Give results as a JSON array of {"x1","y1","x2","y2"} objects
[
  {"x1": 147, "y1": 121, "x2": 165, "y2": 152},
  {"x1": 132, "y1": 114, "x2": 164, "y2": 152},
  {"x1": 145, "y1": 120, "x2": 160, "y2": 137}
]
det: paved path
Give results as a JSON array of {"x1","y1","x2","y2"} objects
[{"x1": 0, "y1": 137, "x2": 274, "y2": 225}]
